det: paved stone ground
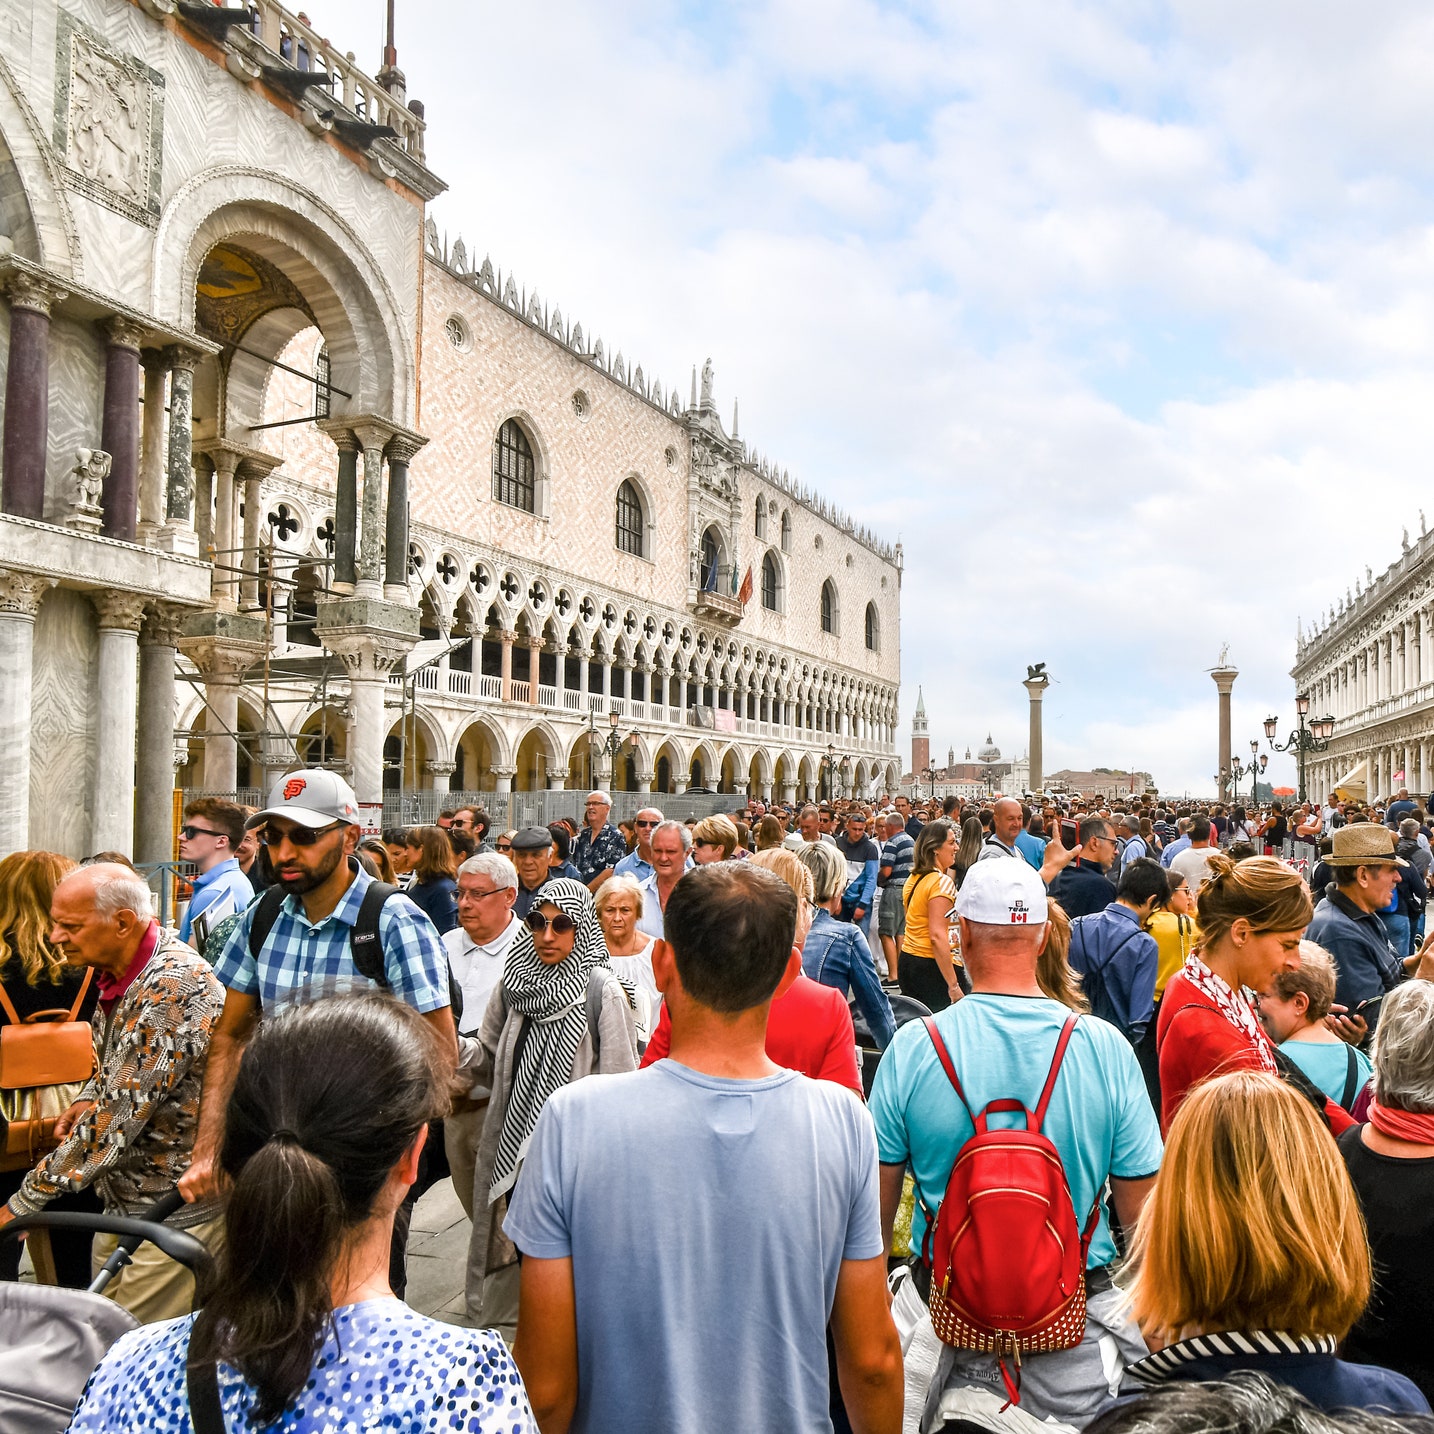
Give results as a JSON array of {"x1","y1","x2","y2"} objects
[{"x1": 405, "y1": 1177, "x2": 475, "y2": 1327}]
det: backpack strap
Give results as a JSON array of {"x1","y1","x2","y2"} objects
[
  {"x1": 1031, "y1": 1014, "x2": 1080, "y2": 1133},
  {"x1": 349, "y1": 879, "x2": 398, "y2": 989},
  {"x1": 1340, "y1": 1042, "x2": 1360, "y2": 1111},
  {"x1": 66, "y1": 967, "x2": 94, "y2": 1022},
  {"x1": 245, "y1": 886, "x2": 288, "y2": 962},
  {"x1": 921, "y1": 1017, "x2": 976, "y2": 1125}
]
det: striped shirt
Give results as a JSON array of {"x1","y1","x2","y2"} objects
[
  {"x1": 211, "y1": 866, "x2": 450, "y2": 1018},
  {"x1": 879, "y1": 832, "x2": 915, "y2": 888}
]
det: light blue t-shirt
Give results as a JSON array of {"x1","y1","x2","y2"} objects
[
  {"x1": 179, "y1": 858, "x2": 253, "y2": 945},
  {"x1": 869, "y1": 994, "x2": 1163, "y2": 1269},
  {"x1": 504, "y1": 1061, "x2": 882, "y2": 1434},
  {"x1": 1279, "y1": 1038, "x2": 1373, "y2": 1108}
]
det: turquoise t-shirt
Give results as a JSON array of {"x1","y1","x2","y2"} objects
[
  {"x1": 870, "y1": 993, "x2": 1164, "y2": 1268},
  {"x1": 1279, "y1": 1038, "x2": 1373, "y2": 1108}
]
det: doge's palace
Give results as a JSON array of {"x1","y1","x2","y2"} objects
[{"x1": 0, "y1": 0, "x2": 902, "y2": 861}]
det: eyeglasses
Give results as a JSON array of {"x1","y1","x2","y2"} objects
[
  {"x1": 179, "y1": 825, "x2": 224, "y2": 841},
  {"x1": 524, "y1": 910, "x2": 576, "y2": 936},
  {"x1": 258, "y1": 821, "x2": 342, "y2": 848},
  {"x1": 459, "y1": 887, "x2": 505, "y2": 901},
  {"x1": 635, "y1": 819, "x2": 660, "y2": 829}
]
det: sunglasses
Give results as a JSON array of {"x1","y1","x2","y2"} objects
[
  {"x1": 179, "y1": 825, "x2": 224, "y2": 841},
  {"x1": 524, "y1": 910, "x2": 576, "y2": 936},
  {"x1": 258, "y1": 821, "x2": 342, "y2": 848},
  {"x1": 634, "y1": 820, "x2": 660, "y2": 829},
  {"x1": 496, "y1": 843, "x2": 513, "y2": 853}
]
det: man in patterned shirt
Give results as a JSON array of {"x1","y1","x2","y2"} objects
[
  {"x1": 572, "y1": 790, "x2": 627, "y2": 893},
  {"x1": 179, "y1": 771, "x2": 455, "y2": 1230},
  {"x1": 0, "y1": 863, "x2": 224, "y2": 1322}
]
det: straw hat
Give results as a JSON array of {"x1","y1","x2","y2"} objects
[{"x1": 1324, "y1": 823, "x2": 1409, "y2": 868}]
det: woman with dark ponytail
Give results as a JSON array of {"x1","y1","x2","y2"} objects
[{"x1": 68, "y1": 995, "x2": 537, "y2": 1433}]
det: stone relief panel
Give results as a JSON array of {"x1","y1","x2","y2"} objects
[
  {"x1": 29, "y1": 586, "x2": 98, "y2": 857},
  {"x1": 53, "y1": 10, "x2": 165, "y2": 224}
]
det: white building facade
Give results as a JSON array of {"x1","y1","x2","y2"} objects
[
  {"x1": 0, "y1": 0, "x2": 902, "y2": 860},
  {"x1": 1292, "y1": 529, "x2": 1434, "y2": 803}
]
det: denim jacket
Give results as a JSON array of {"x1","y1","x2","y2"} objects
[{"x1": 802, "y1": 908, "x2": 896, "y2": 1048}]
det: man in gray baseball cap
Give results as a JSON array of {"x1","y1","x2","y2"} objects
[{"x1": 509, "y1": 826, "x2": 558, "y2": 919}]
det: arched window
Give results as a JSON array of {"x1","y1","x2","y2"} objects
[
  {"x1": 865, "y1": 601, "x2": 879, "y2": 651},
  {"x1": 314, "y1": 344, "x2": 331, "y2": 419},
  {"x1": 615, "y1": 479, "x2": 644, "y2": 556},
  {"x1": 780, "y1": 510, "x2": 791, "y2": 553},
  {"x1": 700, "y1": 527, "x2": 720, "y2": 589},
  {"x1": 761, "y1": 552, "x2": 780, "y2": 611},
  {"x1": 755, "y1": 502, "x2": 766, "y2": 540},
  {"x1": 821, "y1": 579, "x2": 838, "y2": 634},
  {"x1": 492, "y1": 419, "x2": 535, "y2": 511}
]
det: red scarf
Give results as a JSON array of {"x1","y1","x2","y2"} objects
[
  {"x1": 1369, "y1": 1099, "x2": 1434, "y2": 1146},
  {"x1": 1180, "y1": 955, "x2": 1278, "y2": 1075}
]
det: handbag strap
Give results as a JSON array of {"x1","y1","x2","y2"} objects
[
  {"x1": 0, "y1": 967, "x2": 93, "y2": 1027},
  {"x1": 0, "y1": 980, "x2": 18, "y2": 1027},
  {"x1": 1340, "y1": 1042, "x2": 1360, "y2": 1111},
  {"x1": 186, "y1": 1350, "x2": 227, "y2": 1434},
  {"x1": 66, "y1": 967, "x2": 93, "y2": 1021}
]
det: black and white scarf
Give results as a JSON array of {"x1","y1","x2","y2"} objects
[{"x1": 488, "y1": 878, "x2": 611, "y2": 1204}]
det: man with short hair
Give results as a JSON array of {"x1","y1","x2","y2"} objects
[
  {"x1": 511, "y1": 827, "x2": 560, "y2": 918},
  {"x1": 1068, "y1": 858, "x2": 1165, "y2": 1044},
  {"x1": 177, "y1": 797, "x2": 254, "y2": 950},
  {"x1": 635, "y1": 821, "x2": 691, "y2": 941},
  {"x1": 1387, "y1": 788, "x2": 1418, "y2": 829},
  {"x1": 835, "y1": 811, "x2": 880, "y2": 937},
  {"x1": 877, "y1": 809, "x2": 915, "y2": 976},
  {"x1": 1046, "y1": 817, "x2": 1120, "y2": 918},
  {"x1": 1168, "y1": 815, "x2": 1219, "y2": 894},
  {"x1": 1307, "y1": 825, "x2": 1418, "y2": 1032},
  {"x1": 870, "y1": 859, "x2": 1161, "y2": 1427},
  {"x1": 978, "y1": 796, "x2": 1024, "y2": 862},
  {"x1": 444, "y1": 852, "x2": 522, "y2": 1221},
  {"x1": 896, "y1": 793, "x2": 924, "y2": 840},
  {"x1": 1118, "y1": 813, "x2": 1150, "y2": 871},
  {"x1": 0, "y1": 864, "x2": 225, "y2": 1322},
  {"x1": 615, "y1": 807, "x2": 664, "y2": 881},
  {"x1": 508, "y1": 863, "x2": 902, "y2": 1433},
  {"x1": 450, "y1": 805, "x2": 494, "y2": 852},
  {"x1": 817, "y1": 807, "x2": 836, "y2": 839},
  {"x1": 437, "y1": 808, "x2": 457, "y2": 830},
  {"x1": 783, "y1": 803, "x2": 836, "y2": 850},
  {"x1": 1159, "y1": 816, "x2": 1194, "y2": 868},
  {"x1": 573, "y1": 791, "x2": 626, "y2": 893},
  {"x1": 1015, "y1": 806, "x2": 1047, "y2": 872}
]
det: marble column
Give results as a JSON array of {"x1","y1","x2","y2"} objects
[
  {"x1": 1023, "y1": 671, "x2": 1050, "y2": 794},
  {"x1": 100, "y1": 318, "x2": 145, "y2": 542},
  {"x1": 210, "y1": 451, "x2": 238, "y2": 608},
  {"x1": 2, "y1": 274, "x2": 65, "y2": 521},
  {"x1": 527, "y1": 640, "x2": 540, "y2": 704},
  {"x1": 1211, "y1": 664, "x2": 1239, "y2": 801},
  {"x1": 91, "y1": 592, "x2": 148, "y2": 855},
  {"x1": 332, "y1": 434, "x2": 359, "y2": 592},
  {"x1": 352, "y1": 422, "x2": 394, "y2": 600},
  {"x1": 193, "y1": 457, "x2": 214, "y2": 565},
  {"x1": 492, "y1": 765, "x2": 516, "y2": 795},
  {"x1": 383, "y1": 435, "x2": 426, "y2": 603},
  {"x1": 160, "y1": 347, "x2": 200, "y2": 554},
  {"x1": 183, "y1": 639, "x2": 258, "y2": 793},
  {"x1": 425, "y1": 759, "x2": 455, "y2": 793},
  {"x1": 135, "y1": 604, "x2": 185, "y2": 865},
  {"x1": 499, "y1": 630, "x2": 514, "y2": 702},
  {"x1": 138, "y1": 354, "x2": 167, "y2": 544},
  {"x1": 0, "y1": 572, "x2": 54, "y2": 854},
  {"x1": 326, "y1": 636, "x2": 409, "y2": 804},
  {"x1": 578, "y1": 652, "x2": 590, "y2": 707}
]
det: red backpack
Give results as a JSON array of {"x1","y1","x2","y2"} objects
[{"x1": 918, "y1": 1014, "x2": 1100, "y2": 1405}]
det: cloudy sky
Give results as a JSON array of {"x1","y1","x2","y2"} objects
[{"x1": 340, "y1": 0, "x2": 1434, "y2": 795}]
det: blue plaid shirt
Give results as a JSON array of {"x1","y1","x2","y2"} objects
[{"x1": 211, "y1": 866, "x2": 451, "y2": 1017}]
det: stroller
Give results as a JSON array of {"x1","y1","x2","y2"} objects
[
  {"x1": 851, "y1": 990, "x2": 932, "y2": 1098},
  {"x1": 0, "y1": 1190, "x2": 214, "y2": 1433}
]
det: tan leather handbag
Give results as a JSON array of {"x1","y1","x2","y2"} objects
[{"x1": 0, "y1": 969, "x2": 96, "y2": 1171}]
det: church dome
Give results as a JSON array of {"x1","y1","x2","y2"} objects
[{"x1": 977, "y1": 735, "x2": 1001, "y2": 764}]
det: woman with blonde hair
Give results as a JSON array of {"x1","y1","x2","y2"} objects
[
  {"x1": 594, "y1": 874, "x2": 659, "y2": 1039},
  {"x1": 0, "y1": 849, "x2": 100, "y2": 1288},
  {"x1": 691, "y1": 814, "x2": 739, "y2": 864},
  {"x1": 1156, "y1": 854, "x2": 1351, "y2": 1135},
  {"x1": 1122, "y1": 1069, "x2": 1424, "y2": 1413},
  {"x1": 639, "y1": 849, "x2": 861, "y2": 1093},
  {"x1": 1036, "y1": 898, "x2": 1088, "y2": 1013}
]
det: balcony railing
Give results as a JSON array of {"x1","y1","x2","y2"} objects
[{"x1": 510, "y1": 679, "x2": 531, "y2": 704}]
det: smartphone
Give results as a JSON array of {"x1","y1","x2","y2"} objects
[
  {"x1": 1060, "y1": 819, "x2": 1079, "y2": 850},
  {"x1": 1353, "y1": 996, "x2": 1383, "y2": 1022}
]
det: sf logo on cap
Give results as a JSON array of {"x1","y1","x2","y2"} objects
[
  {"x1": 1009, "y1": 899, "x2": 1029, "y2": 925},
  {"x1": 283, "y1": 777, "x2": 307, "y2": 801}
]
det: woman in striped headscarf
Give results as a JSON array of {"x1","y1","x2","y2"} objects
[{"x1": 465, "y1": 877, "x2": 637, "y2": 1339}]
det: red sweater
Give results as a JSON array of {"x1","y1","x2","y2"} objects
[
  {"x1": 1157, "y1": 970, "x2": 1354, "y2": 1136},
  {"x1": 639, "y1": 972, "x2": 862, "y2": 1095}
]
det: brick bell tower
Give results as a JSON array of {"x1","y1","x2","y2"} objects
[{"x1": 911, "y1": 686, "x2": 929, "y2": 777}]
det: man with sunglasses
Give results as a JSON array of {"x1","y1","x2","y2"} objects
[
  {"x1": 614, "y1": 807, "x2": 665, "y2": 882},
  {"x1": 179, "y1": 770, "x2": 455, "y2": 1213},
  {"x1": 176, "y1": 798, "x2": 253, "y2": 951}
]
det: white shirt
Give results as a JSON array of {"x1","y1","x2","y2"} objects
[
  {"x1": 783, "y1": 831, "x2": 838, "y2": 851},
  {"x1": 609, "y1": 936, "x2": 660, "y2": 1042},
  {"x1": 1169, "y1": 845, "x2": 1219, "y2": 894},
  {"x1": 444, "y1": 915, "x2": 521, "y2": 1038},
  {"x1": 636, "y1": 871, "x2": 671, "y2": 941}
]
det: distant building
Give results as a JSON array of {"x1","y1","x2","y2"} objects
[{"x1": 1046, "y1": 769, "x2": 1154, "y2": 802}]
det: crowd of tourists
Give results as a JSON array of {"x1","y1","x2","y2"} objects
[{"x1": 7, "y1": 773, "x2": 1434, "y2": 1430}]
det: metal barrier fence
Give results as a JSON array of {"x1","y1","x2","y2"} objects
[{"x1": 378, "y1": 788, "x2": 748, "y2": 833}]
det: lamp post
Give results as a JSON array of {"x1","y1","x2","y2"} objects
[
  {"x1": 585, "y1": 707, "x2": 638, "y2": 788},
  {"x1": 822, "y1": 742, "x2": 837, "y2": 803},
  {"x1": 1264, "y1": 693, "x2": 1335, "y2": 805},
  {"x1": 922, "y1": 765, "x2": 935, "y2": 803},
  {"x1": 1225, "y1": 756, "x2": 1248, "y2": 805},
  {"x1": 1247, "y1": 739, "x2": 1268, "y2": 809}
]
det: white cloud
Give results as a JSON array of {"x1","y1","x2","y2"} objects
[{"x1": 339, "y1": 0, "x2": 1434, "y2": 792}]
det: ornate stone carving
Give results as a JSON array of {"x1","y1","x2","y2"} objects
[
  {"x1": 64, "y1": 28, "x2": 155, "y2": 206},
  {"x1": 103, "y1": 314, "x2": 145, "y2": 351},
  {"x1": 65, "y1": 448, "x2": 109, "y2": 532},
  {"x1": 6, "y1": 271, "x2": 67, "y2": 316},
  {"x1": 91, "y1": 590, "x2": 149, "y2": 631},
  {"x1": 424, "y1": 760, "x2": 457, "y2": 777},
  {"x1": 0, "y1": 572, "x2": 55, "y2": 618},
  {"x1": 140, "y1": 602, "x2": 187, "y2": 648}
]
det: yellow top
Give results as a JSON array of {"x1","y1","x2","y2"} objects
[
  {"x1": 1146, "y1": 909, "x2": 1200, "y2": 997},
  {"x1": 900, "y1": 871, "x2": 958, "y2": 960}
]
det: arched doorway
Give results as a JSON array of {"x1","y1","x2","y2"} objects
[
  {"x1": 453, "y1": 717, "x2": 501, "y2": 792},
  {"x1": 514, "y1": 725, "x2": 559, "y2": 791}
]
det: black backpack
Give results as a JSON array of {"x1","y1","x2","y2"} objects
[{"x1": 246, "y1": 866, "x2": 464, "y2": 1024}]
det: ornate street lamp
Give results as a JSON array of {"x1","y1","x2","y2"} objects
[{"x1": 1265, "y1": 693, "x2": 1335, "y2": 804}]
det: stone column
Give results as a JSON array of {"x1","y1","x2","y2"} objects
[
  {"x1": 159, "y1": 347, "x2": 200, "y2": 555},
  {"x1": 499, "y1": 629, "x2": 514, "y2": 701},
  {"x1": 383, "y1": 434, "x2": 426, "y2": 603},
  {"x1": 425, "y1": 759, "x2": 455, "y2": 793},
  {"x1": 135, "y1": 604, "x2": 185, "y2": 866},
  {"x1": 345, "y1": 661, "x2": 388, "y2": 804},
  {"x1": 91, "y1": 592, "x2": 148, "y2": 855},
  {"x1": 138, "y1": 354, "x2": 167, "y2": 544},
  {"x1": 240, "y1": 465, "x2": 263, "y2": 610},
  {"x1": 2, "y1": 273, "x2": 65, "y2": 521},
  {"x1": 179, "y1": 631, "x2": 263, "y2": 793},
  {"x1": 492, "y1": 765, "x2": 516, "y2": 795},
  {"x1": 193, "y1": 456, "x2": 214, "y2": 564},
  {"x1": 100, "y1": 318, "x2": 145, "y2": 542},
  {"x1": 351, "y1": 421, "x2": 395, "y2": 600},
  {"x1": 0, "y1": 572, "x2": 54, "y2": 854},
  {"x1": 1211, "y1": 664, "x2": 1239, "y2": 801},
  {"x1": 1023, "y1": 670, "x2": 1050, "y2": 793},
  {"x1": 578, "y1": 651, "x2": 590, "y2": 707},
  {"x1": 210, "y1": 450, "x2": 238, "y2": 608},
  {"x1": 332, "y1": 433, "x2": 359, "y2": 592},
  {"x1": 600, "y1": 655, "x2": 611, "y2": 704}
]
